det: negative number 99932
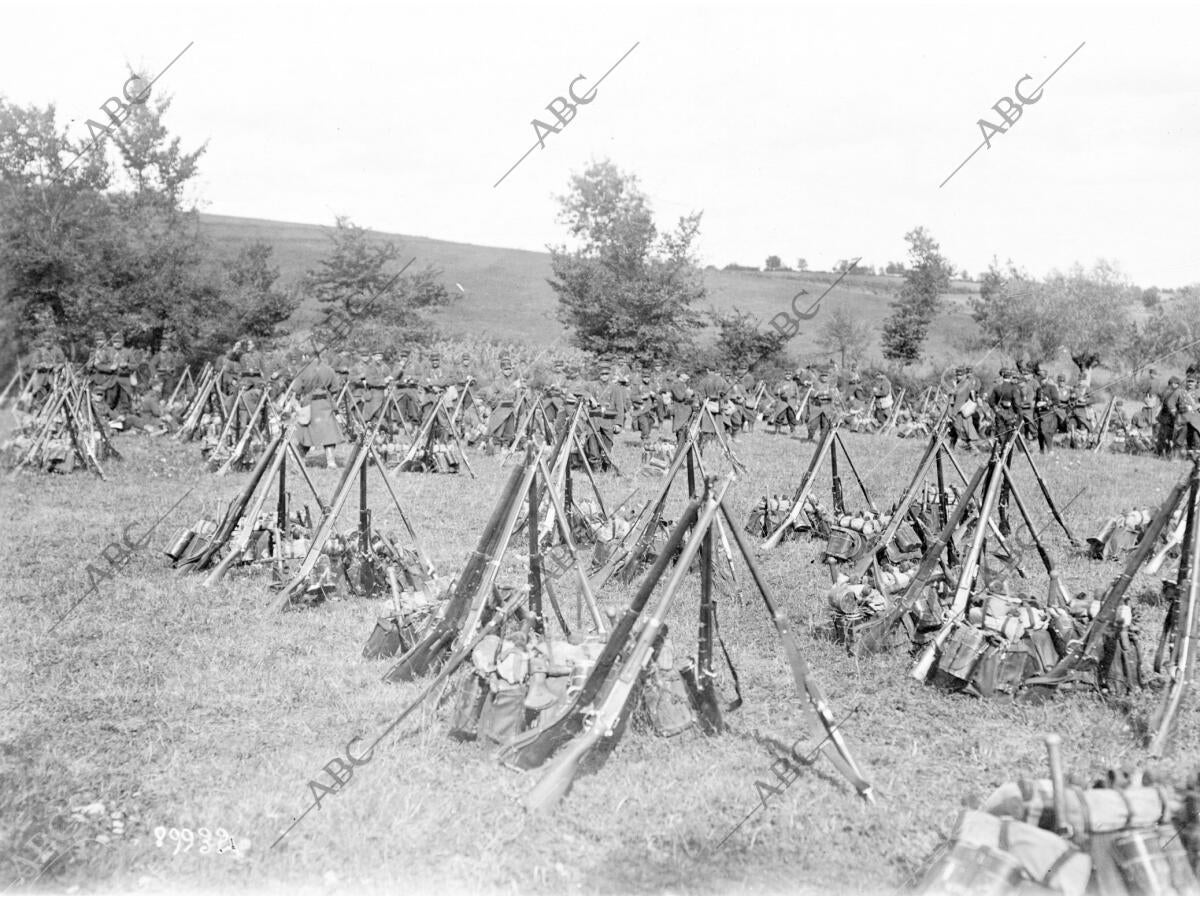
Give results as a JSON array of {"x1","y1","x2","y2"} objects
[{"x1": 153, "y1": 826, "x2": 237, "y2": 855}]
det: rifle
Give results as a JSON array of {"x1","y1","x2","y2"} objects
[
  {"x1": 500, "y1": 497, "x2": 703, "y2": 770},
  {"x1": 681, "y1": 506, "x2": 723, "y2": 733},
  {"x1": 720, "y1": 497, "x2": 874, "y2": 801},
  {"x1": 1147, "y1": 461, "x2": 1200, "y2": 756},
  {"x1": 881, "y1": 387, "x2": 906, "y2": 436},
  {"x1": 524, "y1": 477, "x2": 732, "y2": 812},
  {"x1": 911, "y1": 437, "x2": 1011, "y2": 682},
  {"x1": 761, "y1": 424, "x2": 839, "y2": 551},
  {"x1": 1030, "y1": 469, "x2": 1192, "y2": 690},
  {"x1": 384, "y1": 457, "x2": 530, "y2": 682}
]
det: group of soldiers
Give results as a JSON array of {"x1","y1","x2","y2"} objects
[
  {"x1": 13, "y1": 327, "x2": 1200, "y2": 464},
  {"x1": 943, "y1": 362, "x2": 1200, "y2": 458}
]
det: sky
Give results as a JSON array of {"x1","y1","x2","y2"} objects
[{"x1": 3, "y1": 0, "x2": 1198, "y2": 287}]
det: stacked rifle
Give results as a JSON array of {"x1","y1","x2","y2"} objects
[{"x1": 2, "y1": 367, "x2": 120, "y2": 477}]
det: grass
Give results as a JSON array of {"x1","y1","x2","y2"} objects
[{"x1": 2, "y1": 425, "x2": 1198, "y2": 894}]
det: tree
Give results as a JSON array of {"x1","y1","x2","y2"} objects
[
  {"x1": 797, "y1": 258, "x2": 808, "y2": 271},
  {"x1": 817, "y1": 307, "x2": 873, "y2": 369},
  {"x1": 710, "y1": 307, "x2": 789, "y2": 374},
  {"x1": 548, "y1": 160, "x2": 706, "y2": 364},
  {"x1": 302, "y1": 216, "x2": 452, "y2": 348},
  {"x1": 765, "y1": 255, "x2": 782, "y2": 271},
  {"x1": 1142, "y1": 286, "x2": 1161, "y2": 309},
  {"x1": 881, "y1": 227, "x2": 953, "y2": 363},
  {"x1": 222, "y1": 241, "x2": 299, "y2": 340}
]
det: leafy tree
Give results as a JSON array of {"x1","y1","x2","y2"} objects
[
  {"x1": 797, "y1": 258, "x2": 808, "y2": 271},
  {"x1": 302, "y1": 216, "x2": 451, "y2": 348},
  {"x1": 817, "y1": 306, "x2": 873, "y2": 369},
  {"x1": 222, "y1": 241, "x2": 299, "y2": 340},
  {"x1": 881, "y1": 227, "x2": 953, "y2": 363},
  {"x1": 765, "y1": 254, "x2": 782, "y2": 270},
  {"x1": 710, "y1": 307, "x2": 788, "y2": 373},
  {"x1": 1141, "y1": 285, "x2": 1161, "y2": 309},
  {"x1": 548, "y1": 160, "x2": 705, "y2": 365}
]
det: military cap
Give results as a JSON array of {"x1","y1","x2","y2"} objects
[{"x1": 1169, "y1": 377, "x2": 1182, "y2": 387}]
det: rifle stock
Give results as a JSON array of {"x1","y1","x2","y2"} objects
[
  {"x1": 719, "y1": 498, "x2": 874, "y2": 801},
  {"x1": 524, "y1": 478, "x2": 731, "y2": 813},
  {"x1": 501, "y1": 498, "x2": 703, "y2": 769}
]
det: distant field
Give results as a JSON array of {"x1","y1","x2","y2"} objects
[{"x1": 198, "y1": 214, "x2": 983, "y2": 370}]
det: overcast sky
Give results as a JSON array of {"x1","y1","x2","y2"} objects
[{"x1": 3, "y1": 0, "x2": 1198, "y2": 287}]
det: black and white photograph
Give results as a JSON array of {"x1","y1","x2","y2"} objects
[{"x1": 3, "y1": 0, "x2": 1200, "y2": 894}]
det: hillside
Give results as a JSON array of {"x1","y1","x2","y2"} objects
[{"x1": 198, "y1": 213, "x2": 983, "y2": 367}]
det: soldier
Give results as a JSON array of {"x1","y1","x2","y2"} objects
[
  {"x1": 109, "y1": 331, "x2": 139, "y2": 415},
  {"x1": 1157, "y1": 376, "x2": 1182, "y2": 458},
  {"x1": 987, "y1": 368, "x2": 1023, "y2": 442},
  {"x1": 694, "y1": 363, "x2": 727, "y2": 450},
  {"x1": 1127, "y1": 394, "x2": 1158, "y2": 454},
  {"x1": 427, "y1": 351, "x2": 446, "y2": 389},
  {"x1": 1064, "y1": 378, "x2": 1095, "y2": 449},
  {"x1": 235, "y1": 338, "x2": 267, "y2": 433},
  {"x1": 807, "y1": 371, "x2": 840, "y2": 440},
  {"x1": 29, "y1": 332, "x2": 66, "y2": 405},
  {"x1": 613, "y1": 369, "x2": 632, "y2": 431},
  {"x1": 85, "y1": 330, "x2": 117, "y2": 413},
  {"x1": 632, "y1": 371, "x2": 658, "y2": 445},
  {"x1": 1033, "y1": 368, "x2": 1060, "y2": 455},
  {"x1": 669, "y1": 370, "x2": 694, "y2": 445},
  {"x1": 768, "y1": 373, "x2": 800, "y2": 437},
  {"x1": 871, "y1": 370, "x2": 894, "y2": 428},
  {"x1": 1017, "y1": 368, "x2": 1038, "y2": 441},
  {"x1": 294, "y1": 351, "x2": 344, "y2": 468},
  {"x1": 360, "y1": 350, "x2": 391, "y2": 422},
  {"x1": 151, "y1": 330, "x2": 185, "y2": 401},
  {"x1": 949, "y1": 366, "x2": 981, "y2": 452},
  {"x1": 1174, "y1": 371, "x2": 1200, "y2": 453}
]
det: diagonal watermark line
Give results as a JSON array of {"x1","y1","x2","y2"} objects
[
  {"x1": 45, "y1": 486, "x2": 196, "y2": 633},
  {"x1": 939, "y1": 41, "x2": 1085, "y2": 189},
  {"x1": 59, "y1": 41, "x2": 194, "y2": 178},
  {"x1": 494, "y1": 41, "x2": 640, "y2": 189},
  {"x1": 714, "y1": 706, "x2": 861, "y2": 850}
]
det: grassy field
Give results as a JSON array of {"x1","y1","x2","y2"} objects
[
  {"x1": 199, "y1": 213, "x2": 983, "y2": 368},
  {"x1": 2, "y1": 426, "x2": 1197, "y2": 894}
]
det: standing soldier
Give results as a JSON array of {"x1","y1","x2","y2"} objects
[
  {"x1": 651, "y1": 358, "x2": 669, "y2": 426},
  {"x1": 394, "y1": 348, "x2": 421, "y2": 426},
  {"x1": 110, "y1": 331, "x2": 140, "y2": 415},
  {"x1": 1156, "y1": 376, "x2": 1181, "y2": 458},
  {"x1": 694, "y1": 363, "x2": 728, "y2": 450},
  {"x1": 632, "y1": 371, "x2": 658, "y2": 446},
  {"x1": 669, "y1": 370, "x2": 694, "y2": 445},
  {"x1": 1064, "y1": 379, "x2": 1094, "y2": 449},
  {"x1": 294, "y1": 352, "x2": 344, "y2": 469},
  {"x1": 1033, "y1": 367, "x2": 1060, "y2": 455},
  {"x1": 360, "y1": 350, "x2": 390, "y2": 423},
  {"x1": 807, "y1": 371, "x2": 840, "y2": 440},
  {"x1": 84, "y1": 331, "x2": 116, "y2": 413},
  {"x1": 29, "y1": 332, "x2": 66, "y2": 405},
  {"x1": 235, "y1": 338, "x2": 267, "y2": 433},
  {"x1": 769, "y1": 372, "x2": 799, "y2": 436},
  {"x1": 1016, "y1": 368, "x2": 1038, "y2": 441},
  {"x1": 1174, "y1": 370, "x2": 1200, "y2": 453},
  {"x1": 151, "y1": 330, "x2": 185, "y2": 401},
  {"x1": 948, "y1": 366, "x2": 981, "y2": 452},
  {"x1": 613, "y1": 368, "x2": 633, "y2": 432},
  {"x1": 871, "y1": 370, "x2": 894, "y2": 428},
  {"x1": 987, "y1": 369, "x2": 1023, "y2": 442}
]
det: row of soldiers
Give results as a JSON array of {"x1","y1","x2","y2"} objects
[
  {"x1": 945, "y1": 364, "x2": 1200, "y2": 457},
  {"x1": 18, "y1": 329, "x2": 1200, "y2": 460}
]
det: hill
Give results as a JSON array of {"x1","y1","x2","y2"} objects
[{"x1": 198, "y1": 213, "x2": 983, "y2": 368}]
